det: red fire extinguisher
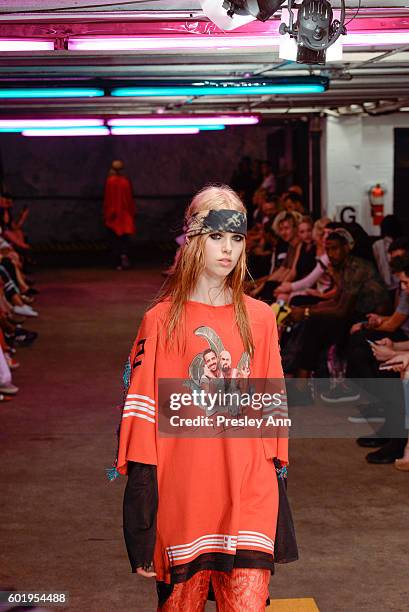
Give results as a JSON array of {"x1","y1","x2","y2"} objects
[{"x1": 369, "y1": 183, "x2": 384, "y2": 226}]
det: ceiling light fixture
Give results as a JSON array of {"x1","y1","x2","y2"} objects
[
  {"x1": 107, "y1": 115, "x2": 259, "y2": 127},
  {"x1": 110, "y1": 127, "x2": 201, "y2": 135},
  {"x1": 0, "y1": 88, "x2": 105, "y2": 99},
  {"x1": 22, "y1": 127, "x2": 110, "y2": 137},
  {"x1": 68, "y1": 35, "x2": 280, "y2": 51},
  {"x1": 111, "y1": 78, "x2": 328, "y2": 98},
  {"x1": 0, "y1": 119, "x2": 104, "y2": 128},
  {"x1": 279, "y1": 0, "x2": 346, "y2": 65},
  {"x1": 0, "y1": 39, "x2": 54, "y2": 51}
]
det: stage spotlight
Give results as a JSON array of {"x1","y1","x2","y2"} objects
[
  {"x1": 199, "y1": 0, "x2": 285, "y2": 30},
  {"x1": 280, "y1": 0, "x2": 346, "y2": 65},
  {"x1": 222, "y1": 0, "x2": 286, "y2": 22}
]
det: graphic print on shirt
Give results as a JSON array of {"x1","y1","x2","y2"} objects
[{"x1": 183, "y1": 325, "x2": 251, "y2": 416}]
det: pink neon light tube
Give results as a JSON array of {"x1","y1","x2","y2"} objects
[
  {"x1": 0, "y1": 119, "x2": 104, "y2": 128},
  {"x1": 345, "y1": 32, "x2": 409, "y2": 46},
  {"x1": 0, "y1": 40, "x2": 54, "y2": 51},
  {"x1": 68, "y1": 32, "x2": 409, "y2": 52},
  {"x1": 110, "y1": 127, "x2": 199, "y2": 135},
  {"x1": 108, "y1": 116, "x2": 259, "y2": 127},
  {"x1": 68, "y1": 36, "x2": 280, "y2": 51},
  {"x1": 22, "y1": 128, "x2": 110, "y2": 137}
]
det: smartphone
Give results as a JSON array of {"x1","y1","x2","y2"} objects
[{"x1": 379, "y1": 362, "x2": 404, "y2": 370}]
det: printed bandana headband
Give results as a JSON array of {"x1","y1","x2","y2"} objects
[{"x1": 184, "y1": 209, "x2": 247, "y2": 238}]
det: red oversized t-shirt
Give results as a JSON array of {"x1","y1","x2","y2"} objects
[{"x1": 117, "y1": 296, "x2": 288, "y2": 583}]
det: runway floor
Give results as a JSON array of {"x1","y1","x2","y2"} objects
[{"x1": 1, "y1": 267, "x2": 408, "y2": 612}]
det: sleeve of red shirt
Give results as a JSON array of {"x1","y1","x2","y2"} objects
[{"x1": 117, "y1": 309, "x2": 158, "y2": 474}]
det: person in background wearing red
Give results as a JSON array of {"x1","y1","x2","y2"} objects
[{"x1": 103, "y1": 160, "x2": 136, "y2": 270}]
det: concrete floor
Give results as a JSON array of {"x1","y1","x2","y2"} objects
[{"x1": 1, "y1": 267, "x2": 409, "y2": 612}]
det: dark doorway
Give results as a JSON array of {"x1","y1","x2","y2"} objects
[{"x1": 394, "y1": 128, "x2": 409, "y2": 233}]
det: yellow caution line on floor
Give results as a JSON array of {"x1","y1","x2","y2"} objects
[{"x1": 267, "y1": 598, "x2": 319, "y2": 611}]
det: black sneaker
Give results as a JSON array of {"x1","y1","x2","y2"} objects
[
  {"x1": 320, "y1": 383, "x2": 360, "y2": 404},
  {"x1": 348, "y1": 404, "x2": 385, "y2": 424}
]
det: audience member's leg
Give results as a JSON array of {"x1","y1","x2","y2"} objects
[{"x1": 295, "y1": 318, "x2": 350, "y2": 376}]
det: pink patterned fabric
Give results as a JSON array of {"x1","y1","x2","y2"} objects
[{"x1": 158, "y1": 568, "x2": 270, "y2": 612}]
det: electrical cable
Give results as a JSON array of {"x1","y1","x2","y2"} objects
[{"x1": 344, "y1": 0, "x2": 362, "y2": 27}]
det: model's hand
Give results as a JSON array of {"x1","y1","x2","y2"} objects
[{"x1": 136, "y1": 566, "x2": 156, "y2": 578}]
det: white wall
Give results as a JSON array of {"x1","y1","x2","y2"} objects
[{"x1": 323, "y1": 113, "x2": 409, "y2": 235}]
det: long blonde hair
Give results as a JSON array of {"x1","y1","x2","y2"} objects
[{"x1": 153, "y1": 185, "x2": 254, "y2": 357}]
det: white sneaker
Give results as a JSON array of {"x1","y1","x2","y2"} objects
[
  {"x1": 0, "y1": 383, "x2": 19, "y2": 395},
  {"x1": 13, "y1": 304, "x2": 39, "y2": 317}
]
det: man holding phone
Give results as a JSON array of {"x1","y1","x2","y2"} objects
[{"x1": 350, "y1": 256, "x2": 409, "y2": 464}]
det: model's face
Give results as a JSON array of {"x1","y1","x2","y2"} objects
[
  {"x1": 219, "y1": 351, "x2": 232, "y2": 371},
  {"x1": 203, "y1": 231, "x2": 244, "y2": 279},
  {"x1": 298, "y1": 222, "x2": 313, "y2": 244},
  {"x1": 278, "y1": 220, "x2": 296, "y2": 243},
  {"x1": 398, "y1": 271, "x2": 409, "y2": 294},
  {"x1": 204, "y1": 351, "x2": 218, "y2": 372},
  {"x1": 326, "y1": 239, "x2": 349, "y2": 267}
]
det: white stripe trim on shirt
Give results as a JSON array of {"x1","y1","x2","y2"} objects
[
  {"x1": 122, "y1": 411, "x2": 155, "y2": 424},
  {"x1": 124, "y1": 402, "x2": 155, "y2": 415},
  {"x1": 237, "y1": 531, "x2": 274, "y2": 552},
  {"x1": 126, "y1": 393, "x2": 155, "y2": 405},
  {"x1": 166, "y1": 531, "x2": 274, "y2": 564},
  {"x1": 167, "y1": 535, "x2": 237, "y2": 562}
]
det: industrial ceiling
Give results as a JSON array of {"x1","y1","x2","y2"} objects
[{"x1": 1, "y1": 1, "x2": 409, "y2": 118}]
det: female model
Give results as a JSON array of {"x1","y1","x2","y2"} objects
[{"x1": 110, "y1": 185, "x2": 296, "y2": 610}]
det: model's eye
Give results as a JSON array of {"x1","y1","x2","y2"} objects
[
  {"x1": 209, "y1": 232, "x2": 222, "y2": 240},
  {"x1": 232, "y1": 234, "x2": 244, "y2": 242}
]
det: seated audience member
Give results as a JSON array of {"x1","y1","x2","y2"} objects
[
  {"x1": 259, "y1": 161, "x2": 276, "y2": 193},
  {"x1": 281, "y1": 191, "x2": 305, "y2": 214},
  {"x1": 288, "y1": 184, "x2": 303, "y2": 198},
  {"x1": 349, "y1": 242, "x2": 409, "y2": 338},
  {"x1": 249, "y1": 211, "x2": 301, "y2": 303},
  {"x1": 372, "y1": 215, "x2": 400, "y2": 294},
  {"x1": 293, "y1": 216, "x2": 316, "y2": 278},
  {"x1": 353, "y1": 255, "x2": 409, "y2": 465},
  {"x1": 247, "y1": 224, "x2": 277, "y2": 279},
  {"x1": 275, "y1": 216, "x2": 335, "y2": 305},
  {"x1": 288, "y1": 228, "x2": 390, "y2": 391},
  {"x1": 0, "y1": 194, "x2": 30, "y2": 252},
  {"x1": 0, "y1": 343, "x2": 18, "y2": 399},
  {"x1": 379, "y1": 350, "x2": 409, "y2": 471},
  {"x1": 248, "y1": 188, "x2": 268, "y2": 233}
]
